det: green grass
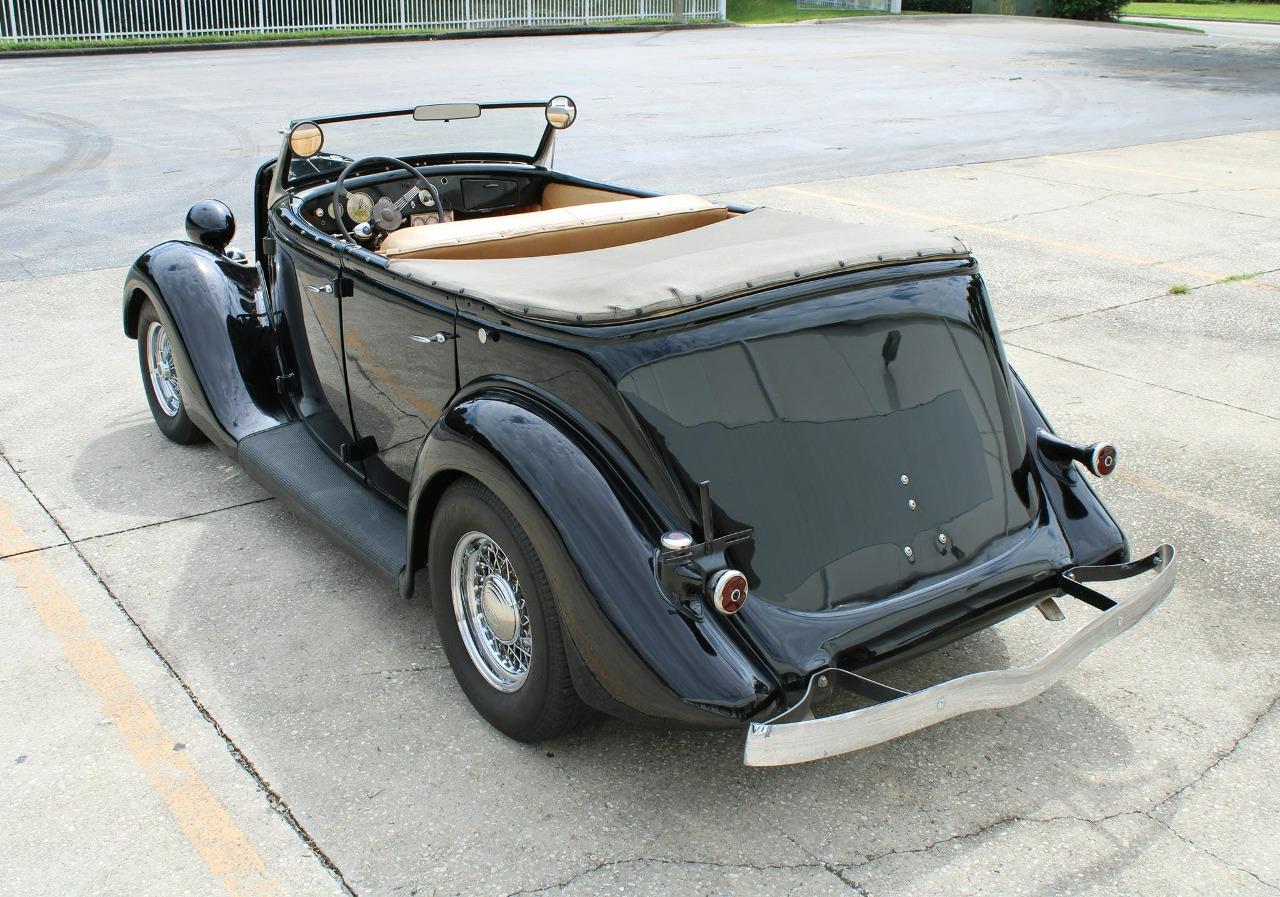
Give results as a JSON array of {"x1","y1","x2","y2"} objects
[
  {"x1": 1122, "y1": 2, "x2": 1280, "y2": 21},
  {"x1": 1220, "y1": 271, "x2": 1264, "y2": 282},
  {"x1": 727, "y1": 0, "x2": 912, "y2": 22},
  {"x1": 1126, "y1": 19, "x2": 1205, "y2": 30},
  {"x1": 1169, "y1": 283, "x2": 1190, "y2": 295}
]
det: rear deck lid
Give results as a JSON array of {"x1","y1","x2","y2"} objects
[{"x1": 618, "y1": 272, "x2": 1037, "y2": 612}]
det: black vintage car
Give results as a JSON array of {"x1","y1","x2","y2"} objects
[{"x1": 123, "y1": 97, "x2": 1174, "y2": 765}]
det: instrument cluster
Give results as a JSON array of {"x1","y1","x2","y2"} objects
[
  {"x1": 301, "y1": 172, "x2": 539, "y2": 238},
  {"x1": 305, "y1": 176, "x2": 458, "y2": 233}
]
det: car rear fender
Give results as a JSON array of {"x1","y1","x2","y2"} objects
[
  {"x1": 122, "y1": 241, "x2": 286, "y2": 450},
  {"x1": 1011, "y1": 368, "x2": 1128, "y2": 566},
  {"x1": 402, "y1": 387, "x2": 776, "y2": 728}
]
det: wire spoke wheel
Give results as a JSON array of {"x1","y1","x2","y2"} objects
[
  {"x1": 145, "y1": 320, "x2": 182, "y2": 418},
  {"x1": 451, "y1": 530, "x2": 533, "y2": 693}
]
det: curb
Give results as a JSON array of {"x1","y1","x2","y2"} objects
[
  {"x1": 1122, "y1": 14, "x2": 1280, "y2": 25},
  {"x1": 801, "y1": 14, "x2": 1203, "y2": 32},
  {"x1": 804, "y1": 13, "x2": 959, "y2": 23},
  {"x1": 0, "y1": 20, "x2": 731, "y2": 59}
]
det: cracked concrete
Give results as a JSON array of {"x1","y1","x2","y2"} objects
[
  {"x1": 3, "y1": 21, "x2": 1279, "y2": 897},
  {"x1": 503, "y1": 857, "x2": 859, "y2": 897}
]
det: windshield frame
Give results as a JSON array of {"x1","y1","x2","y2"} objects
[{"x1": 278, "y1": 100, "x2": 557, "y2": 191}]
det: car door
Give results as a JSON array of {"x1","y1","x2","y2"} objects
[
  {"x1": 340, "y1": 253, "x2": 458, "y2": 506},
  {"x1": 276, "y1": 241, "x2": 358, "y2": 456}
]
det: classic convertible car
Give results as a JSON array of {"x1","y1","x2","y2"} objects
[{"x1": 123, "y1": 97, "x2": 1175, "y2": 765}]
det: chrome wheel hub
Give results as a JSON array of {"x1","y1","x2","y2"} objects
[
  {"x1": 451, "y1": 531, "x2": 532, "y2": 692},
  {"x1": 145, "y1": 320, "x2": 182, "y2": 418},
  {"x1": 479, "y1": 575, "x2": 520, "y2": 645}
]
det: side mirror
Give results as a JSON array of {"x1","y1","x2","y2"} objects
[
  {"x1": 288, "y1": 121, "x2": 324, "y2": 158},
  {"x1": 546, "y1": 96, "x2": 576, "y2": 130},
  {"x1": 185, "y1": 200, "x2": 235, "y2": 255}
]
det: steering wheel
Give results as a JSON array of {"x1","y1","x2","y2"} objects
[{"x1": 332, "y1": 156, "x2": 446, "y2": 244}]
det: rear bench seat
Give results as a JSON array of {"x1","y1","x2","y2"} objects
[{"x1": 378, "y1": 194, "x2": 730, "y2": 261}]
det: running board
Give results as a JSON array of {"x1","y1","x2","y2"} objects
[{"x1": 237, "y1": 422, "x2": 406, "y2": 583}]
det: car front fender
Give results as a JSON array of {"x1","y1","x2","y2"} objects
[
  {"x1": 122, "y1": 241, "x2": 284, "y2": 449},
  {"x1": 403, "y1": 388, "x2": 776, "y2": 729}
]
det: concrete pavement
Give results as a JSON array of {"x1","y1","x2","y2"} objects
[{"x1": 2, "y1": 18, "x2": 1278, "y2": 897}]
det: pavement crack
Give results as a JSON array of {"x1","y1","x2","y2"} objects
[
  {"x1": 0, "y1": 541, "x2": 70, "y2": 560},
  {"x1": 1151, "y1": 692, "x2": 1279, "y2": 814},
  {"x1": 71, "y1": 495, "x2": 277, "y2": 546},
  {"x1": 1146, "y1": 191, "x2": 1280, "y2": 221},
  {"x1": 502, "y1": 856, "x2": 845, "y2": 897},
  {"x1": 71, "y1": 546, "x2": 362, "y2": 897},
  {"x1": 842, "y1": 694, "x2": 1280, "y2": 884},
  {"x1": 1006, "y1": 264, "x2": 1280, "y2": 337},
  {"x1": 0, "y1": 449, "x2": 358, "y2": 896},
  {"x1": 1003, "y1": 285, "x2": 1202, "y2": 335},
  {"x1": 1003, "y1": 342, "x2": 1280, "y2": 424},
  {"x1": 741, "y1": 795, "x2": 868, "y2": 893},
  {"x1": 845, "y1": 807, "x2": 1159, "y2": 872},
  {"x1": 967, "y1": 193, "x2": 1116, "y2": 228},
  {"x1": 362, "y1": 664, "x2": 448, "y2": 675},
  {"x1": 1145, "y1": 813, "x2": 1280, "y2": 892}
]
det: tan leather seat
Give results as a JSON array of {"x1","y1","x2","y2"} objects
[
  {"x1": 379, "y1": 194, "x2": 730, "y2": 261},
  {"x1": 539, "y1": 182, "x2": 631, "y2": 209}
]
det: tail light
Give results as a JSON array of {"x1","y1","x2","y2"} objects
[
  {"x1": 709, "y1": 569, "x2": 749, "y2": 615},
  {"x1": 1036, "y1": 429, "x2": 1118, "y2": 478},
  {"x1": 1088, "y1": 442, "x2": 1118, "y2": 477}
]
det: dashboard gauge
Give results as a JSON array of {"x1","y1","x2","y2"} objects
[
  {"x1": 417, "y1": 188, "x2": 436, "y2": 208},
  {"x1": 410, "y1": 210, "x2": 453, "y2": 228},
  {"x1": 345, "y1": 192, "x2": 374, "y2": 224}
]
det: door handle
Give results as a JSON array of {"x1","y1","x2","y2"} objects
[{"x1": 410, "y1": 332, "x2": 454, "y2": 344}]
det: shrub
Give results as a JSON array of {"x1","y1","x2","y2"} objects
[{"x1": 1053, "y1": 0, "x2": 1124, "y2": 19}]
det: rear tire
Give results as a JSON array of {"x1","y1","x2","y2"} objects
[
  {"x1": 429, "y1": 478, "x2": 590, "y2": 742},
  {"x1": 136, "y1": 301, "x2": 206, "y2": 445}
]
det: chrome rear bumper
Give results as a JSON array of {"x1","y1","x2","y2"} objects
[{"x1": 743, "y1": 545, "x2": 1175, "y2": 767}]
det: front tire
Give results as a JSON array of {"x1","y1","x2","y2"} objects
[
  {"x1": 429, "y1": 479, "x2": 590, "y2": 742},
  {"x1": 136, "y1": 301, "x2": 206, "y2": 445}
]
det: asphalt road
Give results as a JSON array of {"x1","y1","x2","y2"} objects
[
  {"x1": 2, "y1": 17, "x2": 1279, "y2": 897},
  {"x1": 2, "y1": 16, "x2": 1280, "y2": 278}
]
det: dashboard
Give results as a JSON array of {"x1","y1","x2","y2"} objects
[{"x1": 298, "y1": 170, "x2": 540, "y2": 236}]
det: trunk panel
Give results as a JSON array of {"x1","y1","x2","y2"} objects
[{"x1": 618, "y1": 273, "x2": 1036, "y2": 613}]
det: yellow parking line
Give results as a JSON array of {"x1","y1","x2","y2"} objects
[
  {"x1": 773, "y1": 185, "x2": 1280, "y2": 291},
  {"x1": 1044, "y1": 154, "x2": 1280, "y2": 195},
  {"x1": 0, "y1": 499, "x2": 281, "y2": 897}
]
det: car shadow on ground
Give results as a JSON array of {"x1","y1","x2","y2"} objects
[
  {"x1": 79, "y1": 431, "x2": 1149, "y2": 888},
  {"x1": 71, "y1": 420, "x2": 265, "y2": 528}
]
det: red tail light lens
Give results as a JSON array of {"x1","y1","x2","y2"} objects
[
  {"x1": 1089, "y1": 442, "x2": 1118, "y2": 477},
  {"x1": 710, "y1": 569, "x2": 749, "y2": 615}
]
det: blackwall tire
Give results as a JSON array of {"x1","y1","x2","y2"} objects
[
  {"x1": 136, "y1": 300, "x2": 207, "y2": 445},
  {"x1": 429, "y1": 478, "x2": 591, "y2": 742}
]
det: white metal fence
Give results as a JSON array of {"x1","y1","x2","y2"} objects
[{"x1": 1, "y1": 0, "x2": 724, "y2": 41}]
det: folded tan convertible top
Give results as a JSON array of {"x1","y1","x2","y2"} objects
[{"x1": 387, "y1": 209, "x2": 970, "y2": 324}]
